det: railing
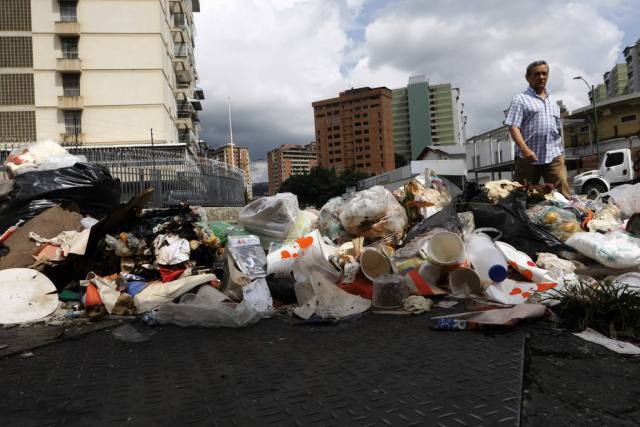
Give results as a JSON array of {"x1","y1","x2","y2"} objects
[
  {"x1": 63, "y1": 86, "x2": 80, "y2": 97},
  {"x1": 0, "y1": 143, "x2": 246, "y2": 207},
  {"x1": 60, "y1": 1, "x2": 78, "y2": 22},
  {"x1": 174, "y1": 42, "x2": 189, "y2": 58},
  {"x1": 62, "y1": 46, "x2": 78, "y2": 59}
]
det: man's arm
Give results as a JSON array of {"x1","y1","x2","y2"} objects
[{"x1": 509, "y1": 126, "x2": 538, "y2": 162}]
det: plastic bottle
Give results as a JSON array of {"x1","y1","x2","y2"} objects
[{"x1": 465, "y1": 231, "x2": 508, "y2": 283}]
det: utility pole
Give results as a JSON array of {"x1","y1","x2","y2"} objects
[{"x1": 573, "y1": 76, "x2": 601, "y2": 162}]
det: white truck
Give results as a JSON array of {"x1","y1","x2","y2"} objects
[{"x1": 573, "y1": 148, "x2": 639, "y2": 196}]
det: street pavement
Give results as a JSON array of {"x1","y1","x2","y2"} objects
[{"x1": 0, "y1": 312, "x2": 638, "y2": 426}]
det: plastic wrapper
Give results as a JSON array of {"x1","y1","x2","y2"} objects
[
  {"x1": 0, "y1": 163, "x2": 121, "y2": 232},
  {"x1": 209, "y1": 221, "x2": 248, "y2": 246},
  {"x1": 609, "y1": 183, "x2": 640, "y2": 217},
  {"x1": 155, "y1": 283, "x2": 266, "y2": 328},
  {"x1": 565, "y1": 231, "x2": 640, "y2": 269},
  {"x1": 4, "y1": 140, "x2": 86, "y2": 176},
  {"x1": 318, "y1": 196, "x2": 352, "y2": 243},
  {"x1": 285, "y1": 209, "x2": 318, "y2": 242},
  {"x1": 239, "y1": 193, "x2": 300, "y2": 248},
  {"x1": 468, "y1": 191, "x2": 570, "y2": 259},
  {"x1": 526, "y1": 205, "x2": 581, "y2": 241},
  {"x1": 338, "y1": 186, "x2": 408, "y2": 242},
  {"x1": 403, "y1": 199, "x2": 462, "y2": 245},
  {"x1": 227, "y1": 235, "x2": 267, "y2": 279},
  {"x1": 587, "y1": 202, "x2": 623, "y2": 233},
  {"x1": 394, "y1": 179, "x2": 449, "y2": 224},
  {"x1": 484, "y1": 180, "x2": 523, "y2": 203}
]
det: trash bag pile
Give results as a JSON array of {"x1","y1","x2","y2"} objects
[{"x1": 1, "y1": 144, "x2": 639, "y2": 339}]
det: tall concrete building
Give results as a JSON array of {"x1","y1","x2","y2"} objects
[
  {"x1": 590, "y1": 83, "x2": 608, "y2": 103},
  {"x1": 392, "y1": 76, "x2": 466, "y2": 165},
  {"x1": 0, "y1": 0, "x2": 203, "y2": 150},
  {"x1": 267, "y1": 142, "x2": 317, "y2": 195},
  {"x1": 623, "y1": 38, "x2": 640, "y2": 94},
  {"x1": 210, "y1": 143, "x2": 252, "y2": 199},
  {"x1": 604, "y1": 63, "x2": 629, "y2": 98},
  {"x1": 312, "y1": 87, "x2": 394, "y2": 175}
]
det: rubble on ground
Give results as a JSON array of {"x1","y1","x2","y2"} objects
[{"x1": 1, "y1": 141, "x2": 639, "y2": 351}]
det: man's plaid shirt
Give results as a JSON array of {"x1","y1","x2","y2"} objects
[{"x1": 505, "y1": 86, "x2": 563, "y2": 165}]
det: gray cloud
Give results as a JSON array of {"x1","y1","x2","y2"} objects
[{"x1": 194, "y1": 0, "x2": 632, "y2": 182}]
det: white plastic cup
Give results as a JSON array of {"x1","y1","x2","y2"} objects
[
  {"x1": 448, "y1": 267, "x2": 483, "y2": 298},
  {"x1": 359, "y1": 247, "x2": 392, "y2": 281},
  {"x1": 425, "y1": 231, "x2": 466, "y2": 270},
  {"x1": 466, "y1": 231, "x2": 508, "y2": 283}
]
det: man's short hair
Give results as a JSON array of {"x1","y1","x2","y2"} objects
[{"x1": 526, "y1": 60, "x2": 549, "y2": 77}]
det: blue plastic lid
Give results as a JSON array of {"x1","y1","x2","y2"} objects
[{"x1": 488, "y1": 265, "x2": 508, "y2": 282}]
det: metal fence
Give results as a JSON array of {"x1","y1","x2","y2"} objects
[{"x1": 0, "y1": 142, "x2": 246, "y2": 207}]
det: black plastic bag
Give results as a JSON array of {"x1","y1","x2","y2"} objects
[
  {"x1": 404, "y1": 197, "x2": 463, "y2": 244},
  {"x1": 467, "y1": 190, "x2": 571, "y2": 259},
  {"x1": 0, "y1": 163, "x2": 121, "y2": 231}
]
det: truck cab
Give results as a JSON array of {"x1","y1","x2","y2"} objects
[{"x1": 573, "y1": 148, "x2": 636, "y2": 196}]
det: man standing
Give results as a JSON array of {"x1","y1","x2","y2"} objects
[{"x1": 505, "y1": 60, "x2": 571, "y2": 197}]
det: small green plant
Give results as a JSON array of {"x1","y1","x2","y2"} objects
[{"x1": 546, "y1": 279, "x2": 640, "y2": 340}]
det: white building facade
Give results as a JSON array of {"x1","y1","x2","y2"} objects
[
  {"x1": 465, "y1": 125, "x2": 515, "y2": 183},
  {"x1": 0, "y1": 0, "x2": 203, "y2": 149}
]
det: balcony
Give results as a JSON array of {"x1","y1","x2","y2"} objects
[
  {"x1": 56, "y1": 58, "x2": 82, "y2": 72},
  {"x1": 194, "y1": 87, "x2": 204, "y2": 100},
  {"x1": 174, "y1": 67, "x2": 193, "y2": 84},
  {"x1": 54, "y1": 21, "x2": 80, "y2": 35},
  {"x1": 178, "y1": 129, "x2": 196, "y2": 144},
  {"x1": 171, "y1": 13, "x2": 192, "y2": 44},
  {"x1": 58, "y1": 96, "x2": 83, "y2": 110}
]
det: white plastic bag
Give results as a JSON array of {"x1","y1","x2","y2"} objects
[
  {"x1": 239, "y1": 193, "x2": 300, "y2": 248},
  {"x1": 154, "y1": 280, "x2": 265, "y2": 328},
  {"x1": 338, "y1": 186, "x2": 408, "y2": 241},
  {"x1": 609, "y1": 183, "x2": 640, "y2": 217},
  {"x1": 565, "y1": 231, "x2": 640, "y2": 268},
  {"x1": 4, "y1": 140, "x2": 86, "y2": 176},
  {"x1": 318, "y1": 197, "x2": 352, "y2": 243}
]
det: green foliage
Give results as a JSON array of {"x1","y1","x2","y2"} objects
[
  {"x1": 546, "y1": 279, "x2": 640, "y2": 339},
  {"x1": 277, "y1": 166, "x2": 370, "y2": 208}
]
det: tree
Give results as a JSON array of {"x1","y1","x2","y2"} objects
[{"x1": 278, "y1": 166, "x2": 369, "y2": 208}]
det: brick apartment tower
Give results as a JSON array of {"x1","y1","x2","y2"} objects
[
  {"x1": 312, "y1": 87, "x2": 394, "y2": 175},
  {"x1": 267, "y1": 142, "x2": 317, "y2": 195}
]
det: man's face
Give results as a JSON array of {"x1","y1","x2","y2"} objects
[{"x1": 526, "y1": 64, "x2": 549, "y2": 91}]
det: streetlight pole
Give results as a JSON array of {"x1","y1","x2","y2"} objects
[{"x1": 573, "y1": 76, "x2": 600, "y2": 162}]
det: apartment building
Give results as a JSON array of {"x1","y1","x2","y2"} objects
[
  {"x1": 312, "y1": 87, "x2": 394, "y2": 175},
  {"x1": 624, "y1": 38, "x2": 640, "y2": 94},
  {"x1": 392, "y1": 76, "x2": 466, "y2": 165},
  {"x1": 210, "y1": 143, "x2": 253, "y2": 199},
  {"x1": 0, "y1": 0, "x2": 203, "y2": 150},
  {"x1": 267, "y1": 142, "x2": 318, "y2": 195},
  {"x1": 604, "y1": 63, "x2": 628, "y2": 98}
]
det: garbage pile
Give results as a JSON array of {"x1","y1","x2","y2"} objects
[{"x1": 1, "y1": 142, "x2": 639, "y2": 343}]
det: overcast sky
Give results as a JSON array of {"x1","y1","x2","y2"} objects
[{"x1": 194, "y1": 0, "x2": 640, "y2": 182}]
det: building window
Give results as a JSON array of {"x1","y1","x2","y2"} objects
[
  {"x1": 620, "y1": 114, "x2": 637, "y2": 123},
  {"x1": 0, "y1": 36, "x2": 33, "y2": 68},
  {"x1": 0, "y1": 110, "x2": 36, "y2": 140},
  {"x1": 61, "y1": 37, "x2": 79, "y2": 59},
  {"x1": 62, "y1": 73, "x2": 80, "y2": 96},
  {"x1": 59, "y1": 0, "x2": 78, "y2": 22},
  {"x1": 0, "y1": 73, "x2": 34, "y2": 105},
  {"x1": 64, "y1": 110, "x2": 81, "y2": 134},
  {"x1": 579, "y1": 125, "x2": 589, "y2": 133},
  {"x1": 0, "y1": 0, "x2": 32, "y2": 31}
]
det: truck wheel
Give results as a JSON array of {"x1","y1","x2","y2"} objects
[{"x1": 582, "y1": 181, "x2": 607, "y2": 199}]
